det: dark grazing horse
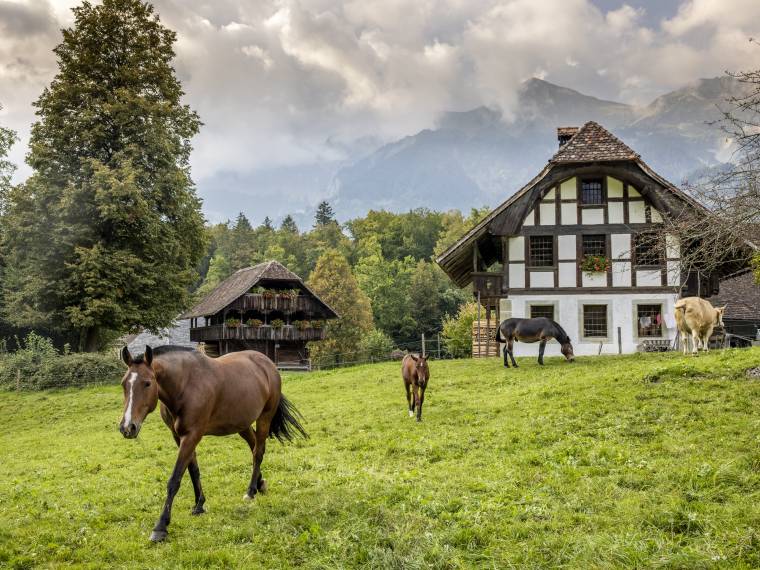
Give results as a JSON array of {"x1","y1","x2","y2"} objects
[
  {"x1": 496, "y1": 317, "x2": 575, "y2": 367},
  {"x1": 402, "y1": 353, "x2": 430, "y2": 422},
  {"x1": 118, "y1": 345, "x2": 307, "y2": 542}
]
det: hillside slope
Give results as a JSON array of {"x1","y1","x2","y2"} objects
[{"x1": 1, "y1": 349, "x2": 759, "y2": 567}]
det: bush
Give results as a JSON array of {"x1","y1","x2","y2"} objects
[
  {"x1": 0, "y1": 332, "x2": 123, "y2": 390},
  {"x1": 359, "y1": 329, "x2": 396, "y2": 361},
  {"x1": 441, "y1": 302, "x2": 481, "y2": 358}
]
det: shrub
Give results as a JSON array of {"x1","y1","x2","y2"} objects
[
  {"x1": 441, "y1": 302, "x2": 481, "y2": 358},
  {"x1": 271, "y1": 319, "x2": 285, "y2": 328},
  {"x1": 359, "y1": 329, "x2": 396, "y2": 360},
  {"x1": 0, "y1": 332, "x2": 122, "y2": 390}
]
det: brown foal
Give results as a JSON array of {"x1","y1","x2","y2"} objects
[
  {"x1": 118, "y1": 345, "x2": 306, "y2": 542},
  {"x1": 402, "y1": 353, "x2": 430, "y2": 422}
]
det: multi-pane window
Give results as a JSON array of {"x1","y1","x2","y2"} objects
[
  {"x1": 583, "y1": 305, "x2": 608, "y2": 337},
  {"x1": 529, "y1": 236, "x2": 554, "y2": 267},
  {"x1": 637, "y1": 304, "x2": 663, "y2": 337},
  {"x1": 581, "y1": 179, "x2": 604, "y2": 205},
  {"x1": 635, "y1": 232, "x2": 663, "y2": 266},
  {"x1": 582, "y1": 234, "x2": 607, "y2": 257},
  {"x1": 530, "y1": 305, "x2": 555, "y2": 320}
]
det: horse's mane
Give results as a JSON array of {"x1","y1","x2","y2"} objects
[
  {"x1": 551, "y1": 320, "x2": 571, "y2": 345},
  {"x1": 132, "y1": 345, "x2": 197, "y2": 364}
]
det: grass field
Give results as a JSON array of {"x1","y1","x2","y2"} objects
[{"x1": 1, "y1": 349, "x2": 760, "y2": 569}]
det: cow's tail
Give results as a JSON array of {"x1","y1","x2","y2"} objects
[{"x1": 269, "y1": 394, "x2": 308, "y2": 443}]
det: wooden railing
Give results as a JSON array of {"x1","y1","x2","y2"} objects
[
  {"x1": 472, "y1": 272, "x2": 504, "y2": 297},
  {"x1": 190, "y1": 324, "x2": 327, "y2": 343},
  {"x1": 227, "y1": 293, "x2": 326, "y2": 315}
]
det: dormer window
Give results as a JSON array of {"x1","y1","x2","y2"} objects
[{"x1": 580, "y1": 178, "x2": 604, "y2": 205}]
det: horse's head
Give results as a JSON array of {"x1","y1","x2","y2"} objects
[
  {"x1": 560, "y1": 341, "x2": 575, "y2": 362},
  {"x1": 119, "y1": 345, "x2": 159, "y2": 439},
  {"x1": 715, "y1": 305, "x2": 727, "y2": 328},
  {"x1": 411, "y1": 354, "x2": 430, "y2": 384}
]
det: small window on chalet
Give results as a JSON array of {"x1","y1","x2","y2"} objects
[
  {"x1": 582, "y1": 234, "x2": 607, "y2": 257},
  {"x1": 634, "y1": 232, "x2": 663, "y2": 266},
  {"x1": 583, "y1": 305, "x2": 607, "y2": 337},
  {"x1": 530, "y1": 305, "x2": 554, "y2": 320},
  {"x1": 637, "y1": 304, "x2": 663, "y2": 337},
  {"x1": 581, "y1": 178, "x2": 604, "y2": 205},
  {"x1": 529, "y1": 236, "x2": 554, "y2": 267}
]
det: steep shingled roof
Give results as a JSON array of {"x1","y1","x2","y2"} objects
[
  {"x1": 181, "y1": 260, "x2": 338, "y2": 319},
  {"x1": 551, "y1": 121, "x2": 639, "y2": 163},
  {"x1": 707, "y1": 270, "x2": 760, "y2": 322}
]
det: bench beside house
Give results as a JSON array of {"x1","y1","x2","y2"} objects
[
  {"x1": 182, "y1": 260, "x2": 338, "y2": 369},
  {"x1": 436, "y1": 121, "x2": 737, "y2": 357}
]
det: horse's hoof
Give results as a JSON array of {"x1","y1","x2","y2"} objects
[
  {"x1": 149, "y1": 530, "x2": 168, "y2": 543},
  {"x1": 408, "y1": 410, "x2": 414, "y2": 417},
  {"x1": 243, "y1": 493, "x2": 254, "y2": 501},
  {"x1": 191, "y1": 505, "x2": 206, "y2": 515},
  {"x1": 416, "y1": 417, "x2": 422, "y2": 422},
  {"x1": 258, "y1": 479, "x2": 268, "y2": 494}
]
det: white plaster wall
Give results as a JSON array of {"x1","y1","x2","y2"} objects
[
  {"x1": 582, "y1": 208, "x2": 604, "y2": 224},
  {"x1": 607, "y1": 177, "x2": 624, "y2": 197},
  {"x1": 539, "y1": 203, "x2": 556, "y2": 225},
  {"x1": 628, "y1": 186, "x2": 641, "y2": 197},
  {"x1": 582, "y1": 272, "x2": 607, "y2": 287},
  {"x1": 612, "y1": 262, "x2": 632, "y2": 286},
  {"x1": 667, "y1": 261, "x2": 681, "y2": 286},
  {"x1": 629, "y1": 201, "x2": 646, "y2": 223},
  {"x1": 611, "y1": 234, "x2": 631, "y2": 259},
  {"x1": 544, "y1": 188, "x2": 556, "y2": 200},
  {"x1": 524, "y1": 209, "x2": 534, "y2": 226},
  {"x1": 608, "y1": 203, "x2": 623, "y2": 223},
  {"x1": 666, "y1": 234, "x2": 680, "y2": 259},
  {"x1": 509, "y1": 263, "x2": 525, "y2": 288},
  {"x1": 560, "y1": 178, "x2": 576, "y2": 199},
  {"x1": 636, "y1": 269, "x2": 661, "y2": 286},
  {"x1": 508, "y1": 236, "x2": 525, "y2": 261},
  {"x1": 501, "y1": 292, "x2": 679, "y2": 357},
  {"x1": 558, "y1": 235, "x2": 576, "y2": 259},
  {"x1": 561, "y1": 203, "x2": 577, "y2": 224},
  {"x1": 530, "y1": 271, "x2": 554, "y2": 288},
  {"x1": 651, "y1": 208, "x2": 663, "y2": 223},
  {"x1": 559, "y1": 263, "x2": 576, "y2": 287}
]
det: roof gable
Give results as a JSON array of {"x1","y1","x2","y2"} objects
[{"x1": 551, "y1": 121, "x2": 639, "y2": 163}]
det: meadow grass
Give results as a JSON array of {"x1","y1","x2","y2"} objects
[{"x1": 1, "y1": 348, "x2": 760, "y2": 569}]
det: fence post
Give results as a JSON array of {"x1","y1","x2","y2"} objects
[
  {"x1": 422, "y1": 333, "x2": 426, "y2": 357},
  {"x1": 617, "y1": 327, "x2": 622, "y2": 354},
  {"x1": 476, "y1": 291, "x2": 481, "y2": 358}
]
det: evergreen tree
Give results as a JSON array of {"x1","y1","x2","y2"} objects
[
  {"x1": 0, "y1": 105, "x2": 16, "y2": 214},
  {"x1": 1, "y1": 0, "x2": 205, "y2": 351},
  {"x1": 262, "y1": 216, "x2": 274, "y2": 230},
  {"x1": 234, "y1": 212, "x2": 252, "y2": 231},
  {"x1": 307, "y1": 250, "x2": 373, "y2": 366},
  {"x1": 280, "y1": 215, "x2": 299, "y2": 233},
  {"x1": 314, "y1": 200, "x2": 336, "y2": 226}
]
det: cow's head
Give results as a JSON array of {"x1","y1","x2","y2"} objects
[{"x1": 715, "y1": 305, "x2": 726, "y2": 328}]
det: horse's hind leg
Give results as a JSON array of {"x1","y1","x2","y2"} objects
[
  {"x1": 537, "y1": 340, "x2": 547, "y2": 366},
  {"x1": 240, "y1": 420, "x2": 270, "y2": 499},
  {"x1": 503, "y1": 344, "x2": 509, "y2": 368},
  {"x1": 508, "y1": 340, "x2": 518, "y2": 368}
]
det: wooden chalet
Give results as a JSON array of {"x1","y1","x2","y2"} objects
[
  {"x1": 437, "y1": 121, "x2": 742, "y2": 357},
  {"x1": 182, "y1": 261, "x2": 338, "y2": 368}
]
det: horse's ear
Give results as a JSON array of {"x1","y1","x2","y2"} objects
[
  {"x1": 121, "y1": 346, "x2": 132, "y2": 367},
  {"x1": 144, "y1": 345, "x2": 153, "y2": 366},
  {"x1": 410, "y1": 354, "x2": 419, "y2": 362}
]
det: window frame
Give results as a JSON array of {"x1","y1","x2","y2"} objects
[
  {"x1": 528, "y1": 235, "x2": 555, "y2": 268},
  {"x1": 529, "y1": 304, "x2": 556, "y2": 321},
  {"x1": 634, "y1": 232, "x2": 664, "y2": 268},
  {"x1": 581, "y1": 303, "x2": 610, "y2": 341},
  {"x1": 579, "y1": 177, "x2": 606, "y2": 206},
  {"x1": 634, "y1": 302, "x2": 665, "y2": 339},
  {"x1": 581, "y1": 234, "x2": 608, "y2": 258}
]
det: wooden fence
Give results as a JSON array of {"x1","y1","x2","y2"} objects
[{"x1": 472, "y1": 320, "x2": 500, "y2": 358}]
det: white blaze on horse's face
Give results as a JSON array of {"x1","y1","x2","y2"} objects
[{"x1": 119, "y1": 363, "x2": 158, "y2": 439}]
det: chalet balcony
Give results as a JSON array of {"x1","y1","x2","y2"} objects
[
  {"x1": 190, "y1": 324, "x2": 327, "y2": 343},
  {"x1": 226, "y1": 293, "x2": 326, "y2": 315},
  {"x1": 472, "y1": 272, "x2": 504, "y2": 298}
]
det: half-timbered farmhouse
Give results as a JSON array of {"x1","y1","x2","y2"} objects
[
  {"x1": 437, "y1": 121, "x2": 722, "y2": 357},
  {"x1": 182, "y1": 260, "x2": 338, "y2": 368}
]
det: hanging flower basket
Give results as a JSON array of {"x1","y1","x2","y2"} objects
[
  {"x1": 225, "y1": 318, "x2": 241, "y2": 328},
  {"x1": 580, "y1": 255, "x2": 610, "y2": 275},
  {"x1": 245, "y1": 318, "x2": 263, "y2": 327},
  {"x1": 270, "y1": 319, "x2": 285, "y2": 329}
]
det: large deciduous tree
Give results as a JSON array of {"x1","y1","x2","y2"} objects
[{"x1": 1, "y1": 0, "x2": 206, "y2": 351}]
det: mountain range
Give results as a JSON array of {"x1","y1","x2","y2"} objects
[{"x1": 327, "y1": 76, "x2": 746, "y2": 220}]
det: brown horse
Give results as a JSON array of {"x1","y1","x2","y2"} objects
[
  {"x1": 118, "y1": 345, "x2": 306, "y2": 542},
  {"x1": 402, "y1": 353, "x2": 430, "y2": 422},
  {"x1": 496, "y1": 317, "x2": 575, "y2": 367}
]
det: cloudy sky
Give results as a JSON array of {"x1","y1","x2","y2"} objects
[{"x1": 1, "y1": 0, "x2": 759, "y2": 223}]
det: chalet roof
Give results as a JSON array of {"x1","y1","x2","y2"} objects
[
  {"x1": 551, "y1": 121, "x2": 639, "y2": 163},
  {"x1": 181, "y1": 260, "x2": 338, "y2": 319},
  {"x1": 707, "y1": 270, "x2": 760, "y2": 322},
  {"x1": 436, "y1": 121, "x2": 707, "y2": 287}
]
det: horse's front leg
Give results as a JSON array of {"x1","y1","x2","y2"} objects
[
  {"x1": 537, "y1": 339, "x2": 547, "y2": 365},
  {"x1": 151, "y1": 431, "x2": 202, "y2": 542},
  {"x1": 411, "y1": 383, "x2": 420, "y2": 418},
  {"x1": 508, "y1": 340, "x2": 518, "y2": 368},
  {"x1": 404, "y1": 381, "x2": 413, "y2": 417},
  {"x1": 416, "y1": 385, "x2": 426, "y2": 422}
]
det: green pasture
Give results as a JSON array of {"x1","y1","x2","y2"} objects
[{"x1": 1, "y1": 349, "x2": 760, "y2": 568}]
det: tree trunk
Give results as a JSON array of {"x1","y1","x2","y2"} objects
[{"x1": 83, "y1": 327, "x2": 100, "y2": 353}]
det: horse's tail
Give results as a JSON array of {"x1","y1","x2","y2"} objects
[
  {"x1": 495, "y1": 322, "x2": 506, "y2": 343},
  {"x1": 269, "y1": 394, "x2": 308, "y2": 443}
]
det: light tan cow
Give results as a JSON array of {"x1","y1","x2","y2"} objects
[{"x1": 674, "y1": 297, "x2": 726, "y2": 355}]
